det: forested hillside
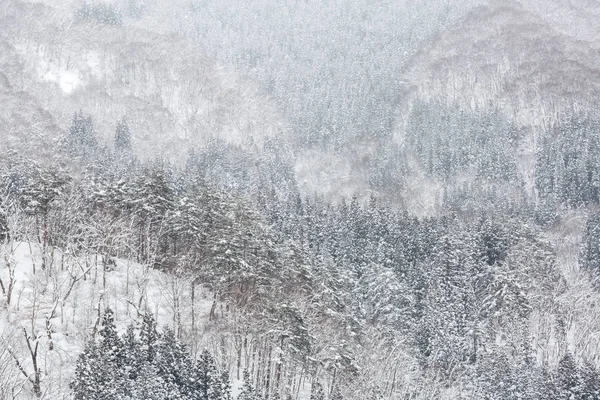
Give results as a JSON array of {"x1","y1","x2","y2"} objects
[{"x1": 2, "y1": 0, "x2": 600, "y2": 399}]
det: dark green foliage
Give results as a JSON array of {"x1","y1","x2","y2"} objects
[
  {"x1": 269, "y1": 305, "x2": 313, "y2": 361},
  {"x1": 477, "y1": 217, "x2": 510, "y2": 266},
  {"x1": 533, "y1": 201, "x2": 561, "y2": 228},
  {"x1": 220, "y1": 370, "x2": 233, "y2": 400},
  {"x1": 536, "y1": 355, "x2": 600, "y2": 400},
  {"x1": 195, "y1": 349, "x2": 223, "y2": 400},
  {"x1": 71, "y1": 341, "x2": 105, "y2": 400},
  {"x1": 98, "y1": 308, "x2": 124, "y2": 365},
  {"x1": 472, "y1": 336, "x2": 550, "y2": 400},
  {"x1": 367, "y1": 144, "x2": 407, "y2": 193},
  {"x1": 139, "y1": 312, "x2": 159, "y2": 362},
  {"x1": 71, "y1": 309, "x2": 127, "y2": 400}
]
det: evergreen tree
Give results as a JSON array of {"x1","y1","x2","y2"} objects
[
  {"x1": 309, "y1": 381, "x2": 325, "y2": 400},
  {"x1": 122, "y1": 324, "x2": 140, "y2": 381},
  {"x1": 98, "y1": 308, "x2": 124, "y2": 367},
  {"x1": 330, "y1": 385, "x2": 344, "y2": 400},
  {"x1": 238, "y1": 370, "x2": 261, "y2": 400},
  {"x1": 195, "y1": 349, "x2": 222, "y2": 400},
  {"x1": 71, "y1": 308, "x2": 125, "y2": 400},
  {"x1": 155, "y1": 327, "x2": 193, "y2": 393},
  {"x1": 72, "y1": 313, "x2": 232, "y2": 399},
  {"x1": 0, "y1": 206, "x2": 9, "y2": 242},
  {"x1": 71, "y1": 342, "x2": 101, "y2": 400},
  {"x1": 115, "y1": 117, "x2": 132, "y2": 153},
  {"x1": 75, "y1": 2, "x2": 123, "y2": 25},
  {"x1": 19, "y1": 165, "x2": 68, "y2": 269},
  {"x1": 557, "y1": 352, "x2": 582, "y2": 400},
  {"x1": 68, "y1": 111, "x2": 97, "y2": 157},
  {"x1": 582, "y1": 213, "x2": 600, "y2": 282},
  {"x1": 221, "y1": 370, "x2": 233, "y2": 400},
  {"x1": 140, "y1": 312, "x2": 159, "y2": 363},
  {"x1": 580, "y1": 360, "x2": 600, "y2": 400}
]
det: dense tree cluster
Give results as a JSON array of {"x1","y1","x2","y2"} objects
[
  {"x1": 74, "y1": 2, "x2": 123, "y2": 25},
  {"x1": 2, "y1": 103, "x2": 600, "y2": 399},
  {"x1": 181, "y1": 0, "x2": 479, "y2": 147},
  {"x1": 537, "y1": 113, "x2": 600, "y2": 207},
  {"x1": 71, "y1": 309, "x2": 232, "y2": 399},
  {"x1": 406, "y1": 100, "x2": 519, "y2": 183}
]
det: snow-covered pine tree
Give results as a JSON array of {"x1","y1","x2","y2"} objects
[
  {"x1": 71, "y1": 308, "x2": 125, "y2": 399},
  {"x1": 72, "y1": 311, "x2": 238, "y2": 399},
  {"x1": 19, "y1": 165, "x2": 68, "y2": 270},
  {"x1": 139, "y1": 312, "x2": 159, "y2": 363},
  {"x1": 582, "y1": 213, "x2": 600, "y2": 282},
  {"x1": 330, "y1": 385, "x2": 344, "y2": 400},
  {"x1": 98, "y1": 308, "x2": 124, "y2": 365},
  {"x1": 221, "y1": 370, "x2": 233, "y2": 400},
  {"x1": 67, "y1": 111, "x2": 97, "y2": 158},
  {"x1": 309, "y1": 381, "x2": 325, "y2": 400},
  {"x1": 239, "y1": 369, "x2": 262, "y2": 400},
  {"x1": 580, "y1": 359, "x2": 600, "y2": 400},
  {"x1": 155, "y1": 327, "x2": 194, "y2": 393},
  {"x1": 557, "y1": 352, "x2": 582, "y2": 400},
  {"x1": 0, "y1": 206, "x2": 8, "y2": 242},
  {"x1": 115, "y1": 117, "x2": 132, "y2": 154},
  {"x1": 194, "y1": 349, "x2": 223, "y2": 400},
  {"x1": 71, "y1": 342, "x2": 105, "y2": 400}
]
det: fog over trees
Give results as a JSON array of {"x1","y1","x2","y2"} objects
[{"x1": 2, "y1": 0, "x2": 600, "y2": 398}]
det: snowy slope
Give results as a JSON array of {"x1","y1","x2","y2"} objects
[{"x1": 0, "y1": 241, "x2": 214, "y2": 398}]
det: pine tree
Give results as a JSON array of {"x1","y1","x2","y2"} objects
[
  {"x1": 580, "y1": 360, "x2": 600, "y2": 400},
  {"x1": 99, "y1": 308, "x2": 124, "y2": 366},
  {"x1": 194, "y1": 349, "x2": 223, "y2": 400},
  {"x1": 19, "y1": 166, "x2": 68, "y2": 270},
  {"x1": 310, "y1": 381, "x2": 325, "y2": 400},
  {"x1": 131, "y1": 363, "x2": 174, "y2": 399},
  {"x1": 582, "y1": 213, "x2": 600, "y2": 283},
  {"x1": 0, "y1": 206, "x2": 9, "y2": 242},
  {"x1": 72, "y1": 312, "x2": 234, "y2": 399},
  {"x1": 221, "y1": 370, "x2": 233, "y2": 400},
  {"x1": 239, "y1": 370, "x2": 261, "y2": 400},
  {"x1": 75, "y1": 2, "x2": 123, "y2": 25},
  {"x1": 155, "y1": 327, "x2": 193, "y2": 393},
  {"x1": 115, "y1": 117, "x2": 132, "y2": 154},
  {"x1": 71, "y1": 310, "x2": 127, "y2": 399},
  {"x1": 331, "y1": 385, "x2": 344, "y2": 400},
  {"x1": 68, "y1": 111, "x2": 97, "y2": 157},
  {"x1": 71, "y1": 342, "x2": 103, "y2": 400},
  {"x1": 140, "y1": 312, "x2": 159, "y2": 363},
  {"x1": 557, "y1": 352, "x2": 582, "y2": 400},
  {"x1": 122, "y1": 324, "x2": 140, "y2": 381}
]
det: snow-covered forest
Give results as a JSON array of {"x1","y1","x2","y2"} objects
[{"x1": 2, "y1": 0, "x2": 600, "y2": 398}]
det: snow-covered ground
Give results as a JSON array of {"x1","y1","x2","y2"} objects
[{"x1": 0, "y1": 241, "x2": 214, "y2": 398}]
